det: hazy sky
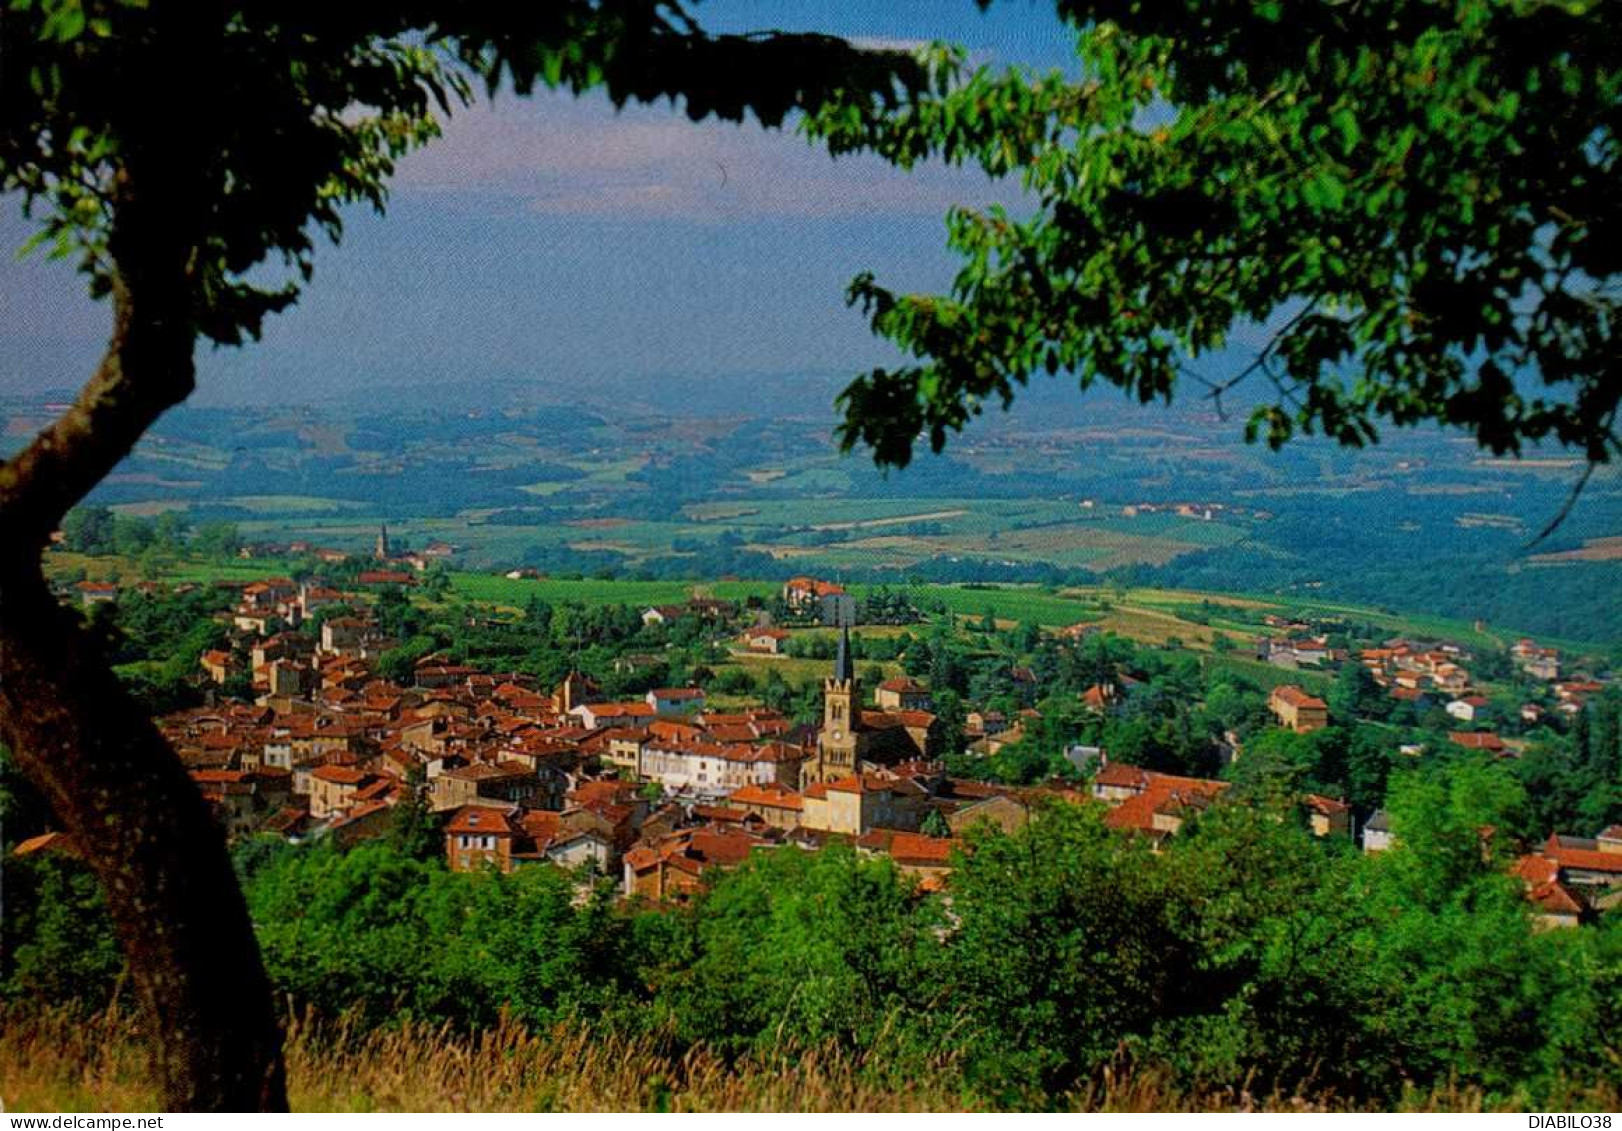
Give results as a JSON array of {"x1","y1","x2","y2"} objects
[{"x1": 1, "y1": 2, "x2": 1077, "y2": 405}]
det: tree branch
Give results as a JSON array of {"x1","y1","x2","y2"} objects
[
  {"x1": 1526, "y1": 458, "x2": 1597, "y2": 547},
  {"x1": 0, "y1": 241, "x2": 195, "y2": 548}
]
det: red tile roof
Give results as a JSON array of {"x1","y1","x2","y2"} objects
[
  {"x1": 693, "y1": 804, "x2": 750, "y2": 824},
  {"x1": 860, "y1": 709, "x2": 936, "y2": 731},
  {"x1": 1544, "y1": 843, "x2": 1622, "y2": 874},
  {"x1": 823, "y1": 773, "x2": 902, "y2": 795},
  {"x1": 1093, "y1": 762, "x2": 1149, "y2": 791},
  {"x1": 1100, "y1": 768, "x2": 1228, "y2": 835},
  {"x1": 1449, "y1": 732, "x2": 1507, "y2": 751},
  {"x1": 358, "y1": 570, "x2": 416, "y2": 585},
  {"x1": 1530, "y1": 880, "x2": 1586, "y2": 917},
  {"x1": 728, "y1": 781, "x2": 804, "y2": 810},
  {"x1": 886, "y1": 831, "x2": 960, "y2": 867},
  {"x1": 571, "y1": 779, "x2": 641, "y2": 807},
  {"x1": 785, "y1": 578, "x2": 846, "y2": 597},
  {"x1": 444, "y1": 805, "x2": 517, "y2": 837},
  {"x1": 310, "y1": 764, "x2": 371, "y2": 785},
  {"x1": 1271, "y1": 685, "x2": 1328, "y2": 710},
  {"x1": 1081, "y1": 684, "x2": 1115, "y2": 709},
  {"x1": 1514, "y1": 853, "x2": 1559, "y2": 886},
  {"x1": 581, "y1": 702, "x2": 657, "y2": 720}
]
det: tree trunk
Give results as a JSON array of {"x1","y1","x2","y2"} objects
[
  {"x1": 0, "y1": 161, "x2": 288, "y2": 1107},
  {"x1": 0, "y1": 563, "x2": 287, "y2": 1110}
]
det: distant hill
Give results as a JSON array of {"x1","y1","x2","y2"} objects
[{"x1": 6, "y1": 388, "x2": 1618, "y2": 644}]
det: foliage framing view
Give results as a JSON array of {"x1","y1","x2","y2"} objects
[
  {"x1": 810, "y1": 0, "x2": 1620, "y2": 508},
  {"x1": 0, "y1": 0, "x2": 1618, "y2": 1114}
]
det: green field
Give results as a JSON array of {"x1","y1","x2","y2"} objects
[
  {"x1": 880, "y1": 584, "x2": 1103, "y2": 628},
  {"x1": 42, "y1": 542, "x2": 1614, "y2": 667},
  {"x1": 1204, "y1": 654, "x2": 1334, "y2": 694},
  {"x1": 722, "y1": 650, "x2": 908, "y2": 690},
  {"x1": 79, "y1": 474, "x2": 1291, "y2": 588},
  {"x1": 449, "y1": 574, "x2": 776, "y2": 610}
]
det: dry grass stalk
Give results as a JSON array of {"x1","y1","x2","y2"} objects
[{"x1": 2, "y1": 1005, "x2": 1615, "y2": 1113}]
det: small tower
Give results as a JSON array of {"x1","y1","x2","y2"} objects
[
  {"x1": 557, "y1": 670, "x2": 596, "y2": 715},
  {"x1": 814, "y1": 626, "x2": 860, "y2": 784},
  {"x1": 375, "y1": 521, "x2": 390, "y2": 561}
]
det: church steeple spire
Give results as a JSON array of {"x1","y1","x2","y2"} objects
[
  {"x1": 833, "y1": 624, "x2": 852, "y2": 683},
  {"x1": 375, "y1": 521, "x2": 390, "y2": 561}
]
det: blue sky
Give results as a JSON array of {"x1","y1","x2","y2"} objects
[{"x1": 1, "y1": 2, "x2": 1077, "y2": 406}]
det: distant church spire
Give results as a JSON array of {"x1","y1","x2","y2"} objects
[{"x1": 375, "y1": 521, "x2": 390, "y2": 561}]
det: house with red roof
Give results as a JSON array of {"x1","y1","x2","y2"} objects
[
  {"x1": 739, "y1": 626, "x2": 792, "y2": 654},
  {"x1": 1510, "y1": 840, "x2": 1611, "y2": 928},
  {"x1": 1527, "y1": 878, "x2": 1589, "y2": 929},
  {"x1": 800, "y1": 772, "x2": 931, "y2": 836},
  {"x1": 570, "y1": 700, "x2": 657, "y2": 729},
  {"x1": 856, "y1": 828, "x2": 962, "y2": 881},
  {"x1": 782, "y1": 577, "x2": 846, "y2": 612},
  {"x1": 1091, "y1": 760, "x2": 1151, "y2": 803},
  {"x1": 430, "y1": 760, "x2": 550, "y2": 812},
  {"x1": 75, "y1": 580, "x2": 119, "y2": 607},
  {"x1": 1090, "y1": 761, "x2": 1229, "y2": 846},
  {"x1": 622, "y1": 825, "x2": 769, "y2": 901},
  {"x1": 641, "y1": 605, "x2": 687, "y2": 627},
  {"x1": 874, "y1": 677, "x2": 932, "y2": 712},
  {"x1": 445, "y1": 804, "x2": 520, "y2": 872},
  {"x1": 307, "y1": 764, "x2": 378, "y2": 819},
  {"x1": 637, "y1": 735, "x2": 806, "y2": 797},
  {"x1": 1268, "y1": 685, "x2": 1329, "y2": 733},
  {"x1": 1537, "y1": 832, "x2": 1622, "y2": 887},
  {"x1": 327, "y1": 800, "x2": 397, "y2": 849},
  {"x1": 1303, "y1": 794, "x2": 1351, "y2": 838},
  {"x1": 727, "y1": 780, "x2": 805, "y2": 830},
  {"x1": 444, "y1": 803, "x2": 615, "y2": 875},
  {"x1": 1080, "y1": 683, "x2": 1119, "y2": 714},
  {"x1": 199, "y1": 649, "x2": 237, "y2": 685}
]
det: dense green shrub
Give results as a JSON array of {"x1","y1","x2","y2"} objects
[{"x1": 8, "y1": 769, "x2": 1619, "y2": 1108}]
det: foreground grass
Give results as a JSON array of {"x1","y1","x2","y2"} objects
[{"x1": 4, "y1": 1007, "x2": 1616, "y2": 1113}]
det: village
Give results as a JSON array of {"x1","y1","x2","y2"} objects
[{"x1": 22, "y1": 523, "x2": 1620, "y2": 934}]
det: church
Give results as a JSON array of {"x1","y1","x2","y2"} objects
[{"x1": 804, "y1": 628, "x2": 940, "y2": 785}]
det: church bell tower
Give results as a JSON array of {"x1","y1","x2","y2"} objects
[{"x1": 814, "y1": 627, "x2": 860, "y2": 784}]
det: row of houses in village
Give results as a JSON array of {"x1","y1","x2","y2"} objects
[
  {"x1": 32, "y1": 569, "x2": 1619, "y2": 931},
  {"x1": 1256, "y1": 619, "x2": 1613, "y2": 756}
]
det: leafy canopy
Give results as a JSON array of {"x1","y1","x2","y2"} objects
[{"x1": 805, "y1": 0, "x2": 1620, "y2": 478}]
